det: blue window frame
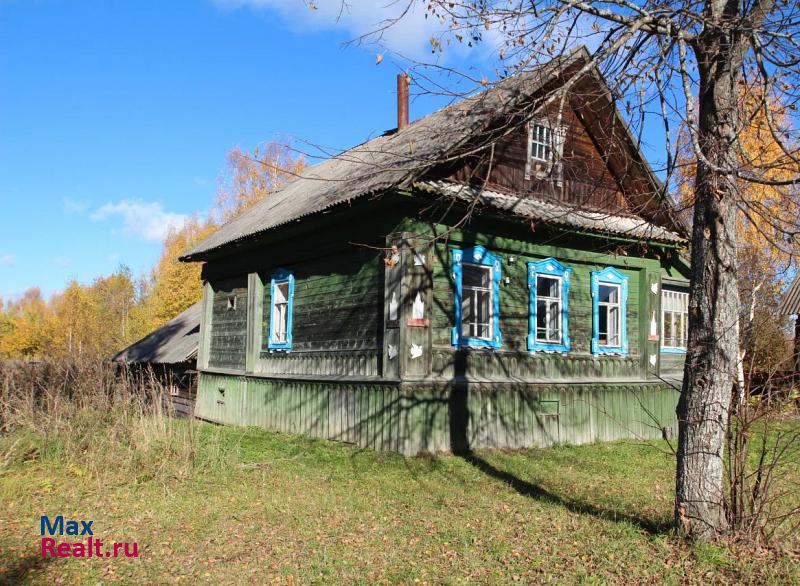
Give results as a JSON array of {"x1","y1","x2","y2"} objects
[
  {"x1": 591, "y1": 267, "x2": 628, "y2": 355},
  {"x1": 451, "y1": 245, "x2": 502, "y2": 349},
  {"x1": 267, "y1": 269, "x2": 295, "y2": 351},
  {"x1": 527, "y1": 258, "x2": 571, "y2": 353}
]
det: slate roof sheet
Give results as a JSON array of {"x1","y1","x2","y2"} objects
[{"x1": 113, "y1": 303, "x2": 200, "y2": 365}]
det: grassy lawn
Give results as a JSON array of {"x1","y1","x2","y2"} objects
[{"x1": 1, "y1": 422, "x2": 798, "y2": 585}]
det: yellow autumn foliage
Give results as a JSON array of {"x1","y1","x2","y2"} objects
[
  {"x1": 215, "y1": 142, "x2": 305, "y2": 222},
  {"x1": 677, "y1": 85, "x2": 800, "y2": 269},
  {"x1": 0, "y1": 142, "x2": 304, "y2": 360}
]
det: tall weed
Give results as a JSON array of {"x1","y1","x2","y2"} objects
[{"x1": 0, "y1": 359, "x2": 231, "y2": 482}]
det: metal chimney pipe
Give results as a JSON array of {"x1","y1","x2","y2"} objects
[{"x1": 397, "y1": 73, "x2": 410, "y2": 130}]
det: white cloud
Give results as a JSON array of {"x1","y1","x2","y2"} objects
[
  {"x1": 0, "y1": 254, "x2": 14, "y2": 267},
  {"x1": 63, "y1": 197, "x2": 89, "y2": 214},
  {"x1": 214, "y1": 0, "x2": 449, "y2": 59},
  {"x1": 91, "y1": 199, "x2": 189, "y2": 242}
]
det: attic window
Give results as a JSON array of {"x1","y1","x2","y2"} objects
[
  {"x1": 227, "y1": 296, "x2": 236, "y2": 311},
  {"x1": 530, "y1": 123, "x2": 554, "y2": 162},
  {"x1": 526, "y1": 121, "x2": 566, "y2": 182}
]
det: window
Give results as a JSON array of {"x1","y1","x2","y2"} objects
[
  {"x1": 591, "y1": 267, "x2": 628, "y2": 355},
  {"x1": 662, "y1": 288, "x2": 689, "y2": 352},
  {"x1": 526, "y1": 121, "x2": 566, "y2": 182},
  {"x1": 598, "y1": 283, "x2": 622, "y2": 346},
  {"x1": 537, "y1": 276, "x2": 561, "y2": 341},
  {"x1": 530, "y1": 123, "x2": 554, "y2": 162},
  {"x1": 268, "y1": 269, "x2": 295, "y2": 351},
  {"x1": 527, "y1": 258, "x2": 571, "y2": 353},
  {"x1": 452, "y1": 245, "x2": 502, "y2": 348},
  {"x1": 272, "y1": 282, "x2": 290, "y2": 342},
  {"x1": 462, "y1": 264, "x2": 492, "y2": 339}
]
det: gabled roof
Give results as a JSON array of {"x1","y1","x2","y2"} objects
[
  {"x1": 780, "y1": 275, "x2": 800, "y2": 316},
  {"x1": 182, "y1": 47, "x2": 685, "y2": 261},
  {"x1": 113, "y1": 303, "x2": 200, "y2": 365}
]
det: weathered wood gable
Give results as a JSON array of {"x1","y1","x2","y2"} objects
[{"x1": 446, "y1": 103, "x2": 630, "y2": 215}]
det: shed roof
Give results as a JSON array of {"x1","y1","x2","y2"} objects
[
  {"x1": 780, "y1": 275, "x2": 800, "y2": 316},
  {"x1": 113, "y1": 303, "x2": 200, "y2": 365},
  {"x1": 182, "y1": 47, "x2": 685, "y2": 261}
]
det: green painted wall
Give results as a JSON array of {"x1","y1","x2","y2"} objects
[
  {"x1": 395, "y1": 213, "x2": 663, "y2": 382},
  {"x1": 196, "y1": 372, "x2": 678, "y2": 455},
  {"x1": 262, "y1": 248, "x2": 382, "y2": 353},
  {"x1": 207, "y1": 276, "x2": 248, "y2": 371},
  {"x1": 197, "y1": 192, "x2": 687, "y2": 454}
]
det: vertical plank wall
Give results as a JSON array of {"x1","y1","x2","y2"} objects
[{"x1": 196, "y1": 373, "x2": 678, "y2": 456}]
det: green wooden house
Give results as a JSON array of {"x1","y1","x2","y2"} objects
[{"x1": 180, "y1": 48, "x2": 690, "y2": 455}]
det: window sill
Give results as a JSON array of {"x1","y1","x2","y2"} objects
[
  {"x1": 592, "y1": 346, "x2": 627, "y2": 356},
  {"x1": 453, "y1": 338, "x2": 502, "y2": 350},
  {"x1": 527, "y1": 337, "x2": 570, "y2": 354},
  {"x1": 529, "y1": 347, "x2": 570, "y2": 354},
  {"x1": 660, "y1": 347, "x2": 687, "y2": 354}
]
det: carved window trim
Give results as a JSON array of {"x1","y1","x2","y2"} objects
[
  {"x1": 451, "y1": 245, "x2": 502, "y2": 349},
  {"x1": 591, "y1": 267, "x2": 629, "y2": 356},
  {"x1": 527, "y1": 258, "x2": 572, "y2": 353},
  {"x1": 267, "y1": 268, "x2": 295, "y2": 351}
]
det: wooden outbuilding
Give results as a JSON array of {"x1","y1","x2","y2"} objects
[
  {"x1": 179, "y1": 48, "x2": 691, "y2": 454},
  {"x1": 780, "y1": 275, "x2": 800, "y2": 373},
  {"x1": 113, "y1": 303, "x2": 200, "y2": 418}
]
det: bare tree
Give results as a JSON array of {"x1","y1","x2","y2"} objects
[{"x1": 361, "y1": 0, "x2": 800, "y2": 539}]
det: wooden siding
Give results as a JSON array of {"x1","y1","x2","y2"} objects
[
  {"x1": 659, "y1": 352, "x2": 686, "y2": 379},
  {"x1": 194, "y1": 196, "x2": 687, "y2": 455},
  {"x1": 207, "y1": 277, "x2": 248, "y2": 371},
  {"x1": 258, "y1": 248, "x2": 383, "y2": 377},
  {"x1": 196, "y1": 372, "x2": 678, "y2": 455},
  {"x1": 200, "y1": 196, "x2": 681, "y2": 384},
  {"x1": 395, "y1": 214, "x2": 657, "y2": 382},
  {"x1": 200, "y1": 198, "x2": 406, "y2": 378},
  {"x1": 165, "y1": 387, "x2": 197, "y2": 419},
  {"x1": 447, "y1": 105, "x2": 630, "y2": 215}
]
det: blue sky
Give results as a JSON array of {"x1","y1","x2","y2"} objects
[
  {"x1": 0, "y1": 1, "x2": 669, "y2": 301},
  {"x1": 0, "y1": 0, "x2": 472, "y2": 300}
]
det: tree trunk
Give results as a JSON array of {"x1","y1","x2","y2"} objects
[{"x1": 675, "y1": 41, "x2": 743, "y2": 540}]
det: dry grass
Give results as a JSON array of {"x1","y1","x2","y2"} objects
[
  {"x1": 0, "y1": 360, "x2": 798, "y2": 584},
  {"x1": 0, "y1": 360, "x2": 228, "y2": 483}
]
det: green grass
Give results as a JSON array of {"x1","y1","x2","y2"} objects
[{"x1": 1, "y1": 422, "x2": 798, "y2": 585}]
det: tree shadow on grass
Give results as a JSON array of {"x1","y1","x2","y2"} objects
[
  {"x1": 447, "y1": 361, "x2": 673, "y2": 536},
  {"x1": 0, "y1": 551, "x2": 52, "y2": 585},
  {"x1": 456, "y1": 449, "x2": 673, "y2": 536}
]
